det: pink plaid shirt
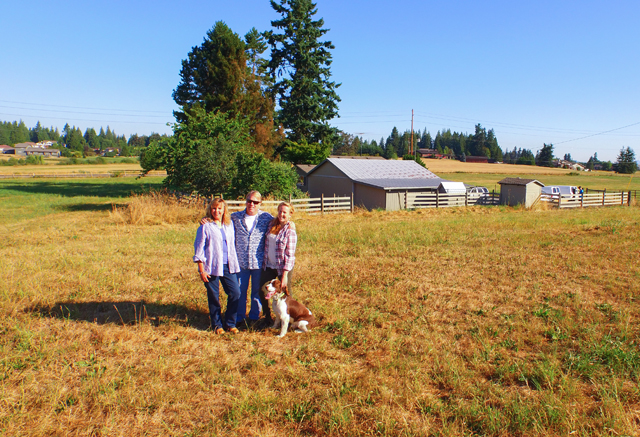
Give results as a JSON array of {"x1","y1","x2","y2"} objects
[{"x1": 263, "y1": 222, "x2": 297, "y2": 275}]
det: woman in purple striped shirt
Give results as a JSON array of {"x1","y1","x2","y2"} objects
[
  {"x1": 193, "y1": 198, "x2": 241, "y2": 334},
  {"x1": 259, "y1": 202, "x2": 297, "y2": 324}
]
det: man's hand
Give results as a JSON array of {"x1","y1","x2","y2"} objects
[{"x1": 200, "y1": 217, "x2": 212, "y2": 226}]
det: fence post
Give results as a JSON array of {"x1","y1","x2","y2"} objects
[
  {"x1": 465, "y1": 190, "x2": 468, "y2": 207},
  {"x1": 602, "y1": 189, "x2": 606, "y2": 206},
  {"x1": 629, "y1": 191, "x2": 632, "y2": 206},
  {"x1": 436, "y1": 190, "x2": 439, "y2": 208},
  {"x1": 405, "y1": 191, "x2": 408, "y2": 209},
  {"x1": 321, "y1": 193, "x2": 324, "y2": 214},
  {"x1": 558, "y1": 194, "x2": 562, "y2": 208},
  {"x1": 350, "y1": 192, "x2": 354, "y2": 213}
]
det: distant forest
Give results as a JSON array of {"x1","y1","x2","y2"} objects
[
  {"x1": 333, "y1": 123, "x2": 505, "y2": 161},
  {"x1": 6, "y1": 118, "x2": 603, "y2": 168},
  {"x1": 0, "y1": 120, "x2": 167, "y2": 157}
]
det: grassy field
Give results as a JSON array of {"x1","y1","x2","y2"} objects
[
  {"x1": 422, "y1": 160, "x2": 640, "y2": 193},
  {"x1": 1, "y1": 176, "x2": 639, "y2": 436},
  {"x1": 0, "y1": 156, "x2": 149, "y2": 176},
  {"x1": 2, "y1": 157, "x2": 638, "y2": 194}
]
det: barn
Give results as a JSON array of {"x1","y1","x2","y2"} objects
[
  {"x1": 498, "y1": 177, "x2": 544, "y2": 207},
  {"x1": 306, "y1": 158, "x2": 446, "y2": 210}
]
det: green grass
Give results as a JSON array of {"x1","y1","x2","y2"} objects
[
  {"x1": 0, "y1": 176, "x2": 164, "y2": 224},
  {"x1": 440, "y1": 171, "x2": 640, "y2": 193},
  {"x1": 1, "y1": 176, "x2": 639, "y2": 435}
]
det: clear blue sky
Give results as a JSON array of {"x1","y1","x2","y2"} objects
[{"x1": 1, "y1": 0, "x2": 638, "y2": 162}]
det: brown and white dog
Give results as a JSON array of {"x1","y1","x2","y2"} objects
[{"x1": 262, "y1": 279, "x2": 316, "y2": 338}]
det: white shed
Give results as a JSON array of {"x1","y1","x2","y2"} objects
[{"x1": 437, "y1": 181, "x2": 466, "y2": 195}]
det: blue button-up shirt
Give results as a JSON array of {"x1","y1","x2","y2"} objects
[
  {"x1": 193, "y1": 222, "x2": 240, "y2": 277},
  {"x1": 230, "y1": 210, "x2": 273, "y2": 270}
]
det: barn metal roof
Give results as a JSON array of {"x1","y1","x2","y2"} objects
[
  {"x1": 316, "y1": 158, "x2": 440, "y2": 181},
  {"x1": 498, "y1": 177, "x2": 544, "y2": 186},
  {"x1": 357, "y1": 178, "x2": 445, "y2": 190}
]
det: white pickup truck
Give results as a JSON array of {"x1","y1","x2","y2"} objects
[{"x1": 541, "y1": 185, "x2": 578, "y2": 196}]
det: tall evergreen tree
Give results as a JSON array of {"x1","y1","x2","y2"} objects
[
  {"x1": 616, "y1": 147, "x2": 637, "y2": 174},
  {"x1": 173, "y1": 21, "x2": 247, "y2": 119},
  {"x1": 266, "y1": 0, "x2": 341, "y2": 153},
  {"x1": 535, "y1": 143, "x2": 554, "y2": 167},
  {"x1": 244, "y1": 27, "x2": 268, "y2": 78},
  {"x1": 173, "y1": 21, "x2": 279, "y2": 155}
]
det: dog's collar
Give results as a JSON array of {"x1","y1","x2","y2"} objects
[{"x1": 265, "y1": 289, "x2": 286, "y2": 300}]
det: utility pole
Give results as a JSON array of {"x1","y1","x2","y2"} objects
[{"x1": 410, "y1": 109, "x2": 414, "y2": 155}]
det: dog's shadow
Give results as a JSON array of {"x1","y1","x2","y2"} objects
[{"x1": 27, "y1": 301, "x2": 211, "y2": 330}]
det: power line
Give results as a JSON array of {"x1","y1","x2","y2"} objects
[
  {"x1": 0, "y1": 99, "x2": 170, "y2": 114},
  {"x1": 0, "y1": 105, "x2": 170, "y2": 118},
  {"x1": 0, "y1": 112, "x2": 170, "y2": 126},
  {"x1": 554, "y1": 121, "x2": 640, "y2": 144}
]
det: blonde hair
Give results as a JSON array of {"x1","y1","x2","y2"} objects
[
  {"x1": 270, "y1": 202, "x2": 294, "y2": 234},
  {"x1": 246, "y1": 190, "x2": 262, "y2": 201},
  {"x1": 206, "y1": 198, "x2": 230, "y2": 225}
]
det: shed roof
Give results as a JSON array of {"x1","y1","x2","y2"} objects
[
  {"x1": 310, "y1": 158, "x2": 439, "y2": 181},
  {"x1": 498, "y1": 177, "x2": 544, "y2": 187},
  {"x1": 295, "y1": 164, "x2": 316, "y2": 175}
]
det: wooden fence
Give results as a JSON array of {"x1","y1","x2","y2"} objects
[
  {"x1": 173, "y1": 192, "x2": 353, "y2": 214},
  {"x1": 226, "y1": 194, "x2": 353, "y2": 214},
  {"x1": 0, "y1": 170, "x2": 165, "y2": 179},
  {"x1": 540, "y1": 191, "x2": 632, "y2": 208},
  {"x1": 406, "y1": 191, "x2": 500, "y2": 209}
]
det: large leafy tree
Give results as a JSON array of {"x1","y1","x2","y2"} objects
[
  {"x1": 172, "y1": 21, "x2": 279, "y2": 155},
  {"x1": 266, "y1": 0, "x2": 341, "y2": 160},
  {"x1": 160, "y1": 108, "x2": 251, "y2": 196},
  {"x1": 141, "y1": 107, "x2": 299, "y2": 198},
  {"x1": 616, "y1": 146, "x2": 637, "y2": 174}
]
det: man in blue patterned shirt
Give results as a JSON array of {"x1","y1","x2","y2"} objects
[{"x1": 231, "y1": 191, "x2": 273, "y2": 327}]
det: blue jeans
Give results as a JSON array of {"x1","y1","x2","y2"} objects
[
  {"x1": 237, "y1": 268, "x2": 262, "y2": 323},
  {"x1": 203, "y1": 264, "x2": 240, "y2": 330}
]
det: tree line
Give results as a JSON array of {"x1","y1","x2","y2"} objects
[
  {"x1": 0, "y1": 119, "x2": 168, "y2": 158},
  {"x1": 333, "y1": 123, "x2": 504, "y2": 161}
]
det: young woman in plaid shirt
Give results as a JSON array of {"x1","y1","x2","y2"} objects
[{"x1": 260, "y1": 202, "x2": 297, "y2": 324}]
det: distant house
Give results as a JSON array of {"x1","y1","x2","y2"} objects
[
  {"x1": 554, "y1": 159, "x2": 585, "y2": 171},
  {"x1": 498, "y1": 177, "x2": 544, "y2": 208},
  {"x1": 102, "y1": 148, "x2": 120, "y2": 156},
  {"x1": 24, "y1": 147, "x2": 61, "y2": 157},
  {"x1": 13, "y1": 142, "x2": 37, "y2": 156},
  {"x1": 418, "y1": 148, "x2": 453, "y2": 159},
  {"x1": 307, "y1": 157, "x2": 446, "y2": 210},
  {"x1": 0, "y1": 145, "x2": 15, "y2": 154}
]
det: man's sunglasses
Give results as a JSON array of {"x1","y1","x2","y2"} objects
[{"x1": 246, "y1": 200, "x2": 261, "y2": 205}]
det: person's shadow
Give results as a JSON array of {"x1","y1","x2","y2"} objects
[{"x1": 28, "y1": 300, "x2": 211, "y2": 330}]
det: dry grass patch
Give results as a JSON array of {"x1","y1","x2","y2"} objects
[
  {"x1": 1, "y1": 192, "x2": 640, "y2": 436},
  {"x1": 110, "y1": 191, "x2": 203, "y2": 225}
]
